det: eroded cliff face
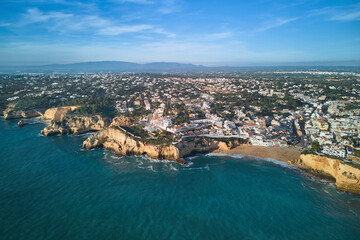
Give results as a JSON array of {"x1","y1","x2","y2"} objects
[
  {"x1": 296, "y1": 154, "x2": 360, "y2": 194},
  {"x1": 82, "y1": 128, "x2": 244, "y2": 164},
  {"x1": 42, "y1": 106, "x2": 79, "y2": 121},
  {"x1": 3, "y1": 108, "x2": 42, "y2": 120},
  {"x1": 41, "y1": 115, "x2": 111, "y2": 136},
  {"x1": 109, "y1": 115, "x2": 134, "y2": 127}
]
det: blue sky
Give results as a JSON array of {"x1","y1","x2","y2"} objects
[{"x1": 0, "y1": 0, "x2": 359, "y2": 66}]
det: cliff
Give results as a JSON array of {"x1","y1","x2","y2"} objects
[
  {"x1": 296, "y1": 154, "x2": 360, "y2": 194},
  {"x1": 82, "y1": 127, "x2": 245, "y2": 164},
  {"x1": 42, "y1": 106, "x2": 79, "y2": 121},
  {"x1": 3, "y1": 108, "x2": 42, "y2": 120},
  {"x1": 109, "y1": 115, "x2": 134, "y2": 127},
  {"x1": 41, "y1": 115, "x2": 111, "y2": 136}
]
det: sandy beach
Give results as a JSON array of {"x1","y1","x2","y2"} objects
[{"x1": 218, "y1": 144, "x2": 302, "y2": 164}]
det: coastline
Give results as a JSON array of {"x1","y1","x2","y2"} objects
[
  {"x1": 2, "y1": 116, "x2": 359, "y2": 194},
  {"x1": 216, "y1": 145, "x2": 302, "y2": 164}
]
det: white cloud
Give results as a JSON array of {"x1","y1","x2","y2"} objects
[
  {"x1": 22, "y1": 8, "x2": 73, "y2": 24},
  {"x1": 255, "y1": 17, "x2": 298, "y2": 32},
  {"x1": 98, "y1": 24, "x2": 154, "y2": 35},
  {"x1": 205, "y1": 32, "x2": 232, "y2": 40},
  {"x1": 158, "y1": 0, "x2": 182, "y2": 14},
  {"x1": 117, "y1": 0, "x2": 154, "y2": 4},
  {"x1": 329, "y1": 11, "x2": 360, "y2": 21},
  {"x1": 310, "y1": 5, "x2": 360, "y2": 21},
  {"x1": 0, "y1": 22, "x2": 11, "y2": 27},
  {"x1": 19, "y1": 8, "x2": 174, "y2": 37}
]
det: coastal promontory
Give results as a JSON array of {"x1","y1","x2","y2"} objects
[
  {"x1": 295, "y1": 154, "x2": 360, "y2": 194},
  {"x1": 41, "y1": 115, "x2": 111, "y2": 136},
  {"x1": 82, "y1": 127, "x2": 246, "y2": 163}
]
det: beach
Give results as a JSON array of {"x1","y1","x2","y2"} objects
[{"x1": 218, "y1": 144, "x2": 302, "y2": 164}]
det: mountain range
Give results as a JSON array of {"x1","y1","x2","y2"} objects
[{"x1": 0, "y1": 60, "x2": 359, "y2": 73}]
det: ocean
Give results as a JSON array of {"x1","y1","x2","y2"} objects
[{"x1": 0, "y1": 119, "x2": 359, "y2": 240}]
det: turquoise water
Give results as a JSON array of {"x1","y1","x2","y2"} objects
[{"x1": 1, "y1": 119, "x2": 360, "y2": 240}]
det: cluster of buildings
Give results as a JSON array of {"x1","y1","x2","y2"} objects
[
  {"x1": 1, "y1": 71, "x2": 359, "y2": 162},
  {"x1": 304, "y1": 109, "x2": 360, "y2": 159}
]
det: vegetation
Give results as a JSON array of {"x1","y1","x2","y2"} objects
[
  {"x1": 121, "y1": 125, "x2": 150, "y2": 139},
  {"x1": 354, "y1": 150, "x2": 360, "y2": 157},
  {"x1": 144, "y1": 131, "x2": 174, "y2": 146},
  {"x1": 70, "y1": 97, "x2": 116, "y2": 118},
  {"x1": 173, "y1": 103, "x2": 189, "y2": 124},
  {"x1": 14, "y1": 96, "x2": 55, "y2": 111},
  {"x1": 302, "y1": 149, "x2": 315, "y2": 155},
  {"x1": 311, "y1": 141, "x2": 321, "y2": 152}
]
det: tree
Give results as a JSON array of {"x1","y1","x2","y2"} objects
[{"x1": 311, "y1": 141, "x2": 320, "y2": 152}]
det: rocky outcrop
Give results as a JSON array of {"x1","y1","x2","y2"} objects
[
  {"x1": 109, "y1": 115, "x2": 134, "y2": 127},
  {"x1": 82, "y1": 127, "x2": 246, "y2": 164},
  {"x1": 3, "y1": 108, "x2": 42, "y2": 120},
  {"x1": 42, "y1": 106, "x2": 79, "y2": 121},
  {"x1": 295, "y1": 154, "x2": 360, "y2": 194},
  {"x1": 41, "y1": 115, "x2": 111, "y2": 136},
  {"x1": 18, "y1": 120, "x2": 25, "y2": 127}
]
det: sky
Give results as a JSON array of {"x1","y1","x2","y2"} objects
[{"x1": 0, "y1": 0, "x2": 359, "y2": 66}]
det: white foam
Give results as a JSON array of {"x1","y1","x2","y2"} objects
[
  {"x1": 147, "y1": 165, "x2": 157, "y2": 172},
  {"x1": 183, "y1": 161, "x2": 194, "y2": 167},
  {"x1": 139, "y1": 155, "x2": 175, "y2": 164},
  {"x1": 77, "y1": 132, "x2": 95, "y2": 137},
  {"x1": 207, "y1": 152, "x2": 245, "y2": 159},
  {"x1": 169, "y1": 165, "x2": 179, "y2": 171},
  {"x1": 111, "y1": 155, "x2": 123, "y2": 160},
  {"x1": 349, "y1": 210, "x2": 358, "y2": 217}
]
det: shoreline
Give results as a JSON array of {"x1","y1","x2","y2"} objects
[
  {"x1": 2, "y1": 119, "x2": 360, "y2": 194},
  {"x1": 215, "y1": 145, "x2": 302, "y2": 165}
]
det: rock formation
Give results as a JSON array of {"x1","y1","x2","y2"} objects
[
  {"x1": 3, "y1": 108, "x2": 42, "y2": 120},
  {"x1": 109, "y1": 115, "x2": 134, "y2": 127},
  {"x1": 82, "y1": 127, "x2": 246, "y2": 164},
  {"x1": 295, "y1": 154, "x2": 360, "y2": 194},
  {"x1": 42, "y1": 106, "x2": 79, "y2": 121},
  {"x1": 41, "y1": 115, "x2": 111, "y2": 136},
  {"x1": 18, "y1": 120, "x2": 24, "y2": 127}
]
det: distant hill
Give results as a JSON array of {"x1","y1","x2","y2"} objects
[
  {"x1": 0, "y1": 61, "x2": 208, "y2": 73},
  {"x1": 0, "y1": 60, "x2": 359, "y2": 73}
]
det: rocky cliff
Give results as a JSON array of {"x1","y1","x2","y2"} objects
[
  {"x1": 109, "y1": 115, "x2": 134, "y2": 127},
  {"x1": 3, "y1": 108, "x2": 42, "y2": 120},
  {"x1": 42, "y1": 106, "x2": 79, "y2": 121},
  {"x1": 41, "y1": 115, "x2": 111, "y2": 136},
  {"x1": 296, "y1": 154, "x2": 360, "y2": 194},
  {"x1": 82, "y1": 127, "x2": 245, "y2": 164}
]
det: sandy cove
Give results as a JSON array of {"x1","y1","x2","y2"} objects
[{"x1": 217, "y1": 144, "x2": 302, "y2": 164}]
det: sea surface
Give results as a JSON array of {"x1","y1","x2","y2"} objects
[{"x1": 0, "y1": 119, "x2": 360, "y2": 240}]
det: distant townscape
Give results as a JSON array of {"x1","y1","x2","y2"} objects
[{"x1": 1, "y1": 70, "x2": 360, "y2": 163}]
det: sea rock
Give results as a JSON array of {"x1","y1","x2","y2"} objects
[
  {"x1": 18, "y1": 120, "x2": 24, "y2": 127},
  {"x1": 42, "y1": 106, "x2": 79, "y2": 121},
  {"x1": 3, "y1": 108, "x2": 42, "y2": 120},
  {"x1": 41, "y1": 115, "x2": 111, "y2": 136},
  {"x1": 82, "y1": 127, "x2": 246, "y2": 164},
  {"x1": 296, "y1": 154, "x2": 360, "y2": 194}
]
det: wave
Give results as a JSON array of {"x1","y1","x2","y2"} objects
[
  {"x1": 23, "y1": 119, "x2": 46, "y2": 125},
  {"x1": 77, "y1": 132, "x2": 96, "y2": 137}
]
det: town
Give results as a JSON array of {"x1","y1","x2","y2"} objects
[{"x1": 1, "y1": 71, "x2": 359, "y2": 162}]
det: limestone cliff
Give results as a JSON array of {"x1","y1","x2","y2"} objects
[
  {"x1": 41, "y1": 115, "x2": 111, "y2": 136},
  {"x1": 3, "y1": 108, "x2": 42, "y2": 120},
  {"x1": 82, "y1": 127, "x2": 246, "y2": 164},
  {"x1": 42, "y1": 106, "x2": 79, "y2": 121},
  {"x1": 109, "y1": 115, "x2": 134, "y2": 127},
  {"x1": 295, "y1": 154, "x2": 360, "y2": 194}
]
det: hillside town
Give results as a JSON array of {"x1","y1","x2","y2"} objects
[{"x1": 1, "y1": 71, "x2": 359, "y2": 162}]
